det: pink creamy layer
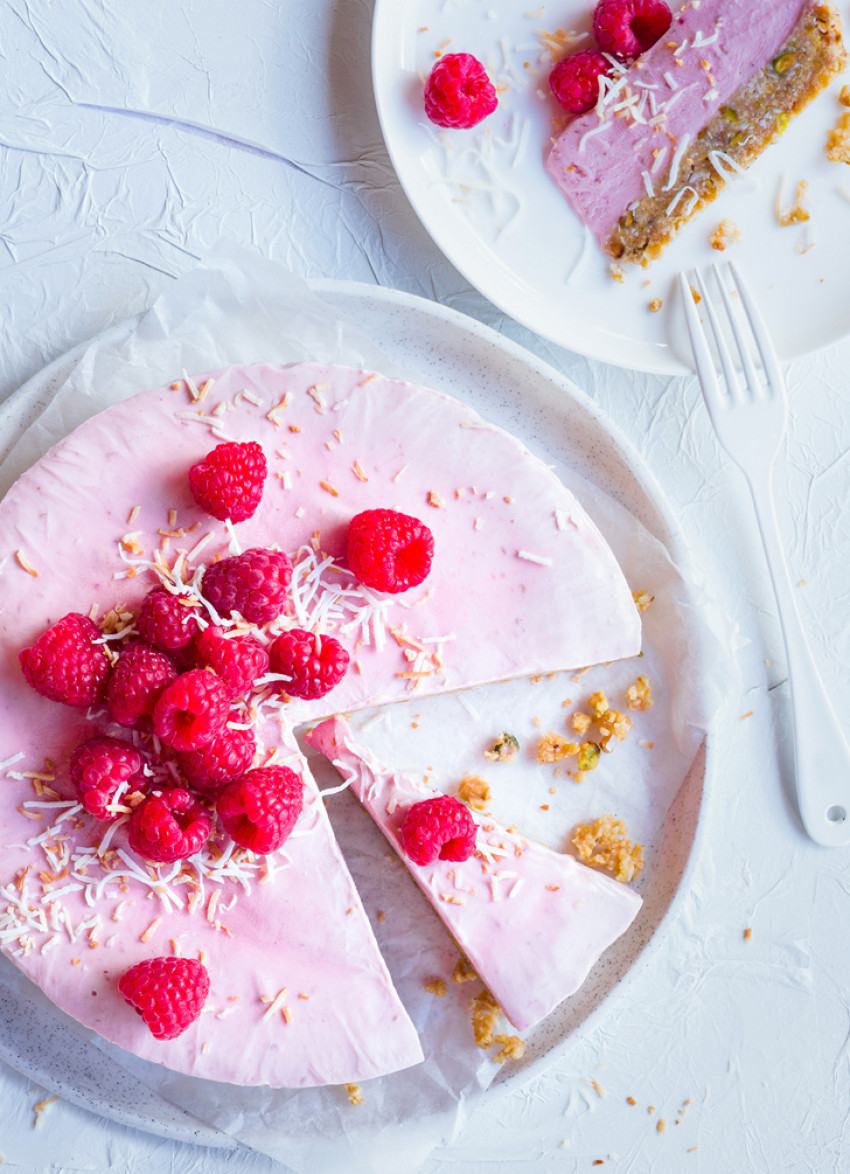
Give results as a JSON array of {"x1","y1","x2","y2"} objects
[
  {"x1": 308, "y1": 718, "x2": 642, "y2": 1033},
  {"x1": 0, "y1": 361, "x2": 640, "y2": 1085},
  {"x1": 546, "y1": 0, "x2": 808, "y2": 245}
]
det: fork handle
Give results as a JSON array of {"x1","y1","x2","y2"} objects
[{"x1": 746, "y1": 466, "x2": 850, "y2": 847}]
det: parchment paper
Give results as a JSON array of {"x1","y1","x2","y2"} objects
[{"x1": 0, "y1": 244, "x2": 729, "y2": 1171}]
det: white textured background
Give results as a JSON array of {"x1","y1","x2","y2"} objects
[{"x1": 1, "y1": 1, "x2": 850, "y2": 1171}]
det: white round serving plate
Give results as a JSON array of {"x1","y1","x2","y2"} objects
[
  {"x1": 372, "y1": 0, "x2": 850, "y2": 374},
  {"x1": 0, "y1": 280, "x2": 710, "y2": 1147}
]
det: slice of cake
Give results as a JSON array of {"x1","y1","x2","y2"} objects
[
  {"x1": 546, "y1": 1, "x2": 847, "y2": 264},
  {"x1": 308, "y1": 717, "x2": 642, "y2": 1032},
  {"x1": 0, "y1": 361, "x2": 641, "y2": 1084}
]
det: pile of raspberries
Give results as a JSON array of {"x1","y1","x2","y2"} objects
[{"x1": 19, "y1": 440, "x2": 435, "y2": 868}]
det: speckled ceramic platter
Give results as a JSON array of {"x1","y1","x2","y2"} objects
[{"x1": 0, "y1": 280, "x2": 709, "y2": 1143}]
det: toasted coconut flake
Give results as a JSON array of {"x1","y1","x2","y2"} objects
[{"x1": 14, "y1": 550, "x2": 39, "y2": 577}]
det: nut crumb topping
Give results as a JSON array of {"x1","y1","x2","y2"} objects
[
  {"x1": 537, "y1": 732, "x2": 578, "y2": 763},
  {"x1": 493, "y1": 1033, "x2": 525, "y2": 1063},
  {"x1": 571, "y1": 815, "x2": 644, "y2": 883},
  {"x1": 344, "y1": 1083, "x2": 365, "y2": 1106},
  {"x1": 470, "y1": 988, "x2": 501, "y2": 1048},
  {"x1": 626, "y1": 675, "x2": 653, "y2": 712},
  {"x1": 458, "y1": 773, "x2": 491, "y2": 811},
  {"x1": 632, "y1": 589, "x2": 654, "y2": 611},
  {"x1": 451, "y1": 955, "x2": 478, "y2": 985},
  {"x1": 710, "y1": 218, "x2": 741, "y2": 250},
  {"x1": 648, "y1": 297, "x2": 664, "y2": 313},
  {"x1": 484, "y1": 732, "x2": 519, "y2": 763},
  {"x1": 425, "y1": 978, "x2": 447, "y2": 997}
]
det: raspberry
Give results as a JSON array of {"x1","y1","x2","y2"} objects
[
  {"x1": 424, "y1": 53, "x2": 498, "y2": 129},
  {"x1": 593, "y1": 0, "x2": 672, "y2": 60},
  {"x1": 177, "y1": 724, "x2": 256, "y2": 797},
  {"x1": 268, "y1": 628, "x2": 349, "y2": 701},
  {"x1": 201, "y1": 548, "x2": 293, "y2": 626},
  {"x1": 136, "y1": 587, "x2": 202, "y2": 652},
  {"x1": 127, "y1": 787, "x2": 212, "y2": 862},
  {"x1": 152, "y1": 669, "x2": 230, "y2": 751},
  {"x1": 217, "y1": 766, "x2": 303, "y2": 854},
  {"x1": 549, "y1": 50, "x2": 611, "y2": 114},
  {"x1": 118, "y1": 956, "x2": 210, "y2": 1040},
  {"x1": 347, "y1": 509, "x2": 434, "y2": 594},
  {"x1": 188, "y1": 440, "x2": 267, "y2": 523},
  {"x1": 191, "y1": 625, "x2": 269, "y2": 697},
  {"x1": 107, "y1": 642, "x2": 178, "y2": 729},
  {"x1": 69, "y1": 735, "x2": 147, "y2": 822},
  {"x1": 399, "y1": 795, "x2": 477, "y2": 867},
  {"x1": 19, "y1": 613, "x2": 110, "y2": 708}
]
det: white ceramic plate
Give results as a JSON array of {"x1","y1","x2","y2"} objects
[
  {"x1": 372, "y1": 0, "x2": 850, "y2": 373},
  {"x1": 0, "y1": 281, "x2": 708, "y2": 1143}
]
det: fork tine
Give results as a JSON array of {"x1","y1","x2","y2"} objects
[
  {"x1": 727, "y1": 260, "x2": 785, "y2": 394},
  {"x1": 692, "y1": 266, "x2": 743, "y2": 404},
  {"x1": 678, "y1": 273, "x2": 722, "y2": 401},
  {"x1": 712, "y1": 263, "x2": 763, "y2": 398}
]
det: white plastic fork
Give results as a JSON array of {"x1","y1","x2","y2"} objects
[{"x1": 680, "y1": 260, "x2": 850, "y2": 847}]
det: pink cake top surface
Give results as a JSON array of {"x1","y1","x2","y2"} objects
[
  {"x1": 546, "y1": 0, "x2": 809, "y2": 245},
  {"x1": 0, "y1": 360, "x2": 640, "y2": 1086},
  {"x1": 308, "y1": 717, "x2": 642, "y2": 1033}
]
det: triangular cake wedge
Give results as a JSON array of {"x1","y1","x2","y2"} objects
[
  {"x1": 308, "y1": 717, "x2": 642, "y2": 1032},
  {"x1": 0, "y1": 361, "x2": 640, "y2": 1083}
]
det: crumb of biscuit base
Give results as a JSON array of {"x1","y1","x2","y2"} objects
[
  {"x1": 344, "y1": 1083, "x2": 365, "y2": 1106},
  {"x1": 571, "y1": 712, "x2": 593, "y2": 736},
  {"x1": 458, "y1": 773, "x2": 491, "y2": 811},
  {"x1": 596, "y1": 709, "x2": 632, "y2": 752},
  {"x1": 537, "y1": 732, "x2": 579, "y2": 764},
  {"x1": 470, "y1": 988, "x2": 501, "y2": 1049},
  {"x1": 484, "y1": 732, "x2": 519, "y2": 763},
  {"x1": 493, "y1": 1033, "x2": 525, "y2": 1063},
  {"x1": 626, "y1": 675, "x2": 653, "y2": 711},
  {"x1": 451, "y1": 955, "x2": 478, "y2": 985},
  {"x1": 571, "y1": 815, "x2": 644, "y2": 883},
  {"x1": 632, "y1": 589, "x2": 654, "y2": 611}
]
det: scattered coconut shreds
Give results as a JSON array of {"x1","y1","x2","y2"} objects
[
  {"x1": 352, "y1": 460, "x2": 368, "y2": 482},
  {"x1": 14, "y1": 551, "x2": 39, "y2": 577},
  {"x1": 345, "y1": 1083, "x2": 365, "y2": 1106}
]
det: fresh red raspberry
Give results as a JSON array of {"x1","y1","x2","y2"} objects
[
  {"x1": 347, "y1": 509, "x2": 434, "y2": 594},
  {"x1": 152, "y1": 669, "x2": 230, "y2": 751},
  {"x1": 127, "y1": 787, "x2": 212, "y2": 862},
  {"x1": 424, "y1": 52, "x2": 498, "y2": 129},
  {"x1": 136, "y1": 587, "x2": 202, "y2": 652},
  {"x1": 118, "y1": 956, "x2": 210, "y2": 1040},
  {"x1": 201, "y1": 548, "x2": 292, "y2": 626},
  {"x1": 191, "y1": 625, "x2": 269, "y2": 697},
  {"x1": 549, "y1": 50, "x2": 611, "y2": 114},
  {"x1": 593, "y1": 0, "x2": 672, "y2": 60},
  {"x1": 69, "y1": 735, "x2": 147, "y2": 822},
  {"x1": 19, "y1": 613, "x2": 110, "y2": 708},
  {"x1": 217, "y1": 766, "x2": 303, "y2": 854},
  {"x1": 268, "y1": 628, "x2": 349, "y2": 701},
  {"x1": 177, "y1": 724, "x2": 256, "y2": 797},
  {"x1": 106, "y1": 642, "x2": 178, "y2": 729},
  {"x1": 188, "y1": 440, "x2": 267, "y2": 523},
  {"x1": 399, "y1": 795, "x2": 477, "y2": 867}
]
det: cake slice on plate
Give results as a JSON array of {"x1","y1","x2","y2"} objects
[
  {"x1": 546, "y1": 0, "x2": 846, "y2": 264},
  {"x1": 308, "y1": 716, "x2": 643, "y2": 1033}
]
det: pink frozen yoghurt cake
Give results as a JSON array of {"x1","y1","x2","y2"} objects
[
  {"x1": 546, "y1": 0, "x2": 846, "y2": 263},
  {"x1": 0, "y1": 361, "x2": 641, "y2": 1086}
]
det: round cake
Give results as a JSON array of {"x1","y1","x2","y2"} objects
[{"x1": 0, "y1": 361, "x2": 641, "y2": 1087}]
